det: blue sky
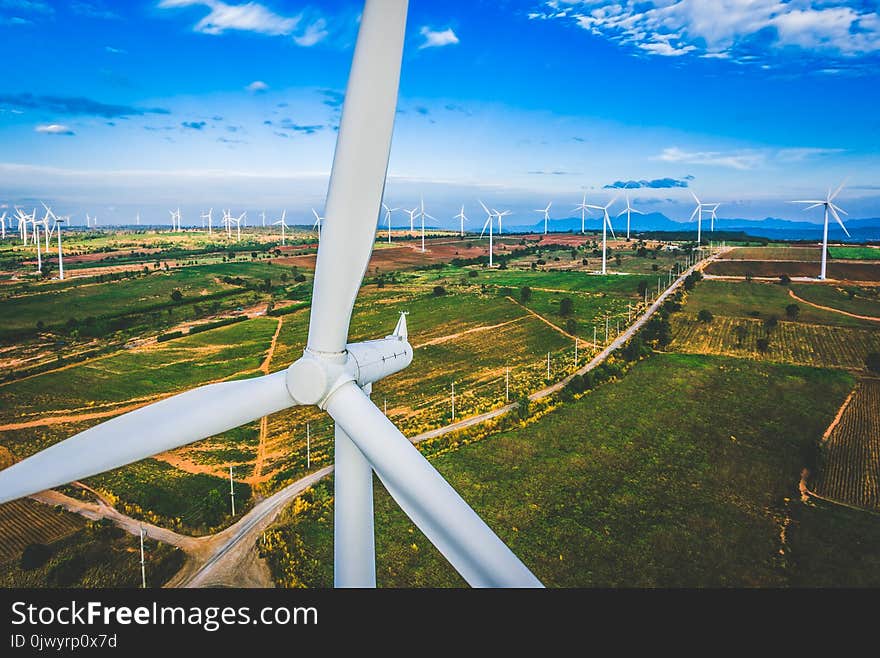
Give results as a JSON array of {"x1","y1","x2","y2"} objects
[{"x1": 1, "y1": 0, "x2": 879, "y2": 227}]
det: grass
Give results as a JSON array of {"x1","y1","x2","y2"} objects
[
  {"x1": 829, "y1": 246, "x2": 880, "y2": 260},
  {"x1": 682, "y1": 280, "x2": 877, "y2": 328},
  {"x1": 0, "y1": 519, "x2": 184, "y2": 587},
  {"x1": 260, "y1": 353, "x2": 873, "y2": 587},
  {"x1": 790, "y1": 283, "x2": 880, "y2": 318},
  {"x1": 0, "y1": 316, "x2": 277, "y2": 424}
]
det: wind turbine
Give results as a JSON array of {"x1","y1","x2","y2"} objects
[
  {"x1": 33, "y1": 220, "x2": 42, "y2": 273},
  {"x1": 274, "y1": 210, "x2": 288, "y2": 246},
  {"x1": 689, "y1": 192, "x2": 717, "y2": 245},
  {"x1": 585, "y1": 197, "x2": 617, "y2": 274},
  {"x1": 0, "y1": 212, "x2": 5, "y2": 239},
  {"x1": 406, "y1": 207, "x2": 418, "y2": 234},
  {"x1": 202, "y1": 209, "x2": 213, "y2": 235},
  {"x1": 792, "y1": 182, "x2": 850, "y2": 280},
  {"x1": 0, "y1": 0, "x2": 541, "y2": 589},
  {"x1": 382, "y1": 203, "x2": 398, "y2": 243},
  {"x1": 454, "y1": 205, "x2": 467, "y2": 237},
  {"x1": 417, "y1": 197, "x2": 435, "y2": 253},
  {"x1": 702, "y1": 203, "x2": 720, "y2": 231},
  {"x1": 136, "y1": 211, "x2": 140, "y2": 226},
  {"x1": 169, "y1": 209, "x2": 181, "y2": 232},
  {"x1": 574, "y1": 194, "x2": 590, "y2": 234},
  {"x1": 534, "y1": 202, "x2": 552, "y2": 235},
  {"x1": 234, "y1": 212, "x2": 245, "y2": 241},
  {"x1": 479, "y1": 200, "x2": 496, "y2": 266},
  {"x1": 312, "y1": 208, "x2": 323, "y2": 239},
  {"x1": 54, "y1": 217, "x2": 65, "y2": 280},
  {"x1": 261, "y1": 210, "x2": 266, "y2": 228},
  {"x1": 616, "y1": 193, "x2": 643, "y2": 240}
]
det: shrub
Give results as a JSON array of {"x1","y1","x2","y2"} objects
[
  {"x1": 779, "y1": 274, "x2": 791, "y2": 285},
  {"x1": 559, "y1": 297, "x2": 574, "y2": 316},
  {"x1": 756, "y1": 337, "x2": 770, "y2": 353},
  {"x1": 866, "y1": 352, "x2": 880, "y2": 373},
  {"x1": 697, "y1": 309, "x2": 714, "y2": 323},
  {"x1": 516, "y1": 395, "x2": 531, "y2": 420},
  {"x1": 637, "y1": 280, "x2": 648, "y2": 296},
  {"x1": 764, "y1": 315, "x2": 779, "y2": 332},
  {"x1": 520, "y1": 286, "x2": 532, "y2": 303},
  {"x1": 734, "y1": 325, "x2": 748, "y2": 345},
  {"x1": 432, "y1": 286, "x2": 446, "y2": 297},
  {"x1": 785, "y1": 303, "x2": 800, "y2": 319},
  {"x1": 20, "y1": 543, "x2": 52, "y2": 571},
  {"x1": 170, "y1": 289, "x2": 183, "y2": 302},
  {"x1": 565, "y1": 318, "x2": 577, "y2": 334},
  {"x1": 468, "y1": 270, "x2": 478, "y2": 278},
  {"x1": 157, "y1": 330, "x2": 184, "y2": 342}
]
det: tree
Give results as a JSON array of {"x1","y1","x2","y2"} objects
[
  {"x1": 516, "y1": 395, "x2": 530, "y2": 420},
  {"x1": 520, "y1": 286, "x2": 532, "y2": 303},
  {"x1": 170, "y1": 289, "x2": 183, "y2": 302},
  {"x1": 734, "y1": 324, "x2": 748, "y2": 346},
  {"x1": 745, "y1": 271, "x2": 754, "y2": 283},
  {"x1": 764, "y1": 314, "x2": 778, "y2": 332},
  {"x1": 20, "y1": 543, "x2": 52, "y2": 571},
  {"x1": 565, "y1": 318, "x2": 577, "y2": 334},
  {"x1": 614, "y1": 254, "x2": 622, "y2": 267},
  {"x1": 866, "y1": 352, "x2": 880, "y2": 373},
  {"x1": 785, "y1": 303, "x2": 800, "y2": 320},
  {"x1": 468, "y1": 269, "x2": 478, "y2": 278},
  {"x1": 697, "y1": 309, "x2": 714, "y2": 323},
  {"x1": 432, "y1": 285, "x2": 446, "y2": 297},
  {"x1": 756, "y1": 337, "x2": 770, "y2": 353},
  {"x1": 559, "y1": 297, "x2": 574, "y2": 316},
  {"x1": 637, "y1": 280, "x2": 649, "y2": 297},
  {"x1": 779, "y1": 274, "x2": 791, "y2": 285}
]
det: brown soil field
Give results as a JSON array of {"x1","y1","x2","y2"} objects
[{"x1": 706, "y1": 259, "x2": 880, "y2": 281}]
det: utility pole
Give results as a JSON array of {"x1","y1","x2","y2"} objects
[
  {"x1": 384, "y1": 397, "x2": 387, "y2": 415},
  {"x1": 451, "y1": 381, "x2": 455, "y2": 421},
  {"x1": 593, "y1": 325, "x2": 596, "y2": 345},
  {"x1": 505, "y1": 367, "x2": 509, "y2": 403},
  {"x1": 139, "y1": 526, "x2": 147, "y2": 589},
  {"x1": 605, "y1": 316, "x2": 609, "y2": 343},
  {"x1": 574, "y1": 337, "x2": 578, "y2": 365},
  {"x1": 546, "y1": 352, "x2": 550, "y2": 380},
  {"x1": 229, "y1": 465, "x2": 235, "y2": 516},
  {"x1": 306, "y1": 422, "x2": 311, "y2": 469}
]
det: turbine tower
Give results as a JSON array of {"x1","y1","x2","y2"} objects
[
  {"x1": 574, "y1": 194, "x2": 590, "y2": 234},
  {"x1": 689, "y1": 192, "x2": 717, "y2": 245},
  {"x1": 792, "y1": 182, "x2": 849, "y2": 280},
  {"x1": 479, "y1": 200, "x2": 496, "y2": 266},
  {"x1": 202, "y1": 209, "x2": 213, "y2": 235},
  {"x1": 312, "y1": 208, "x2": 323, "y2": 239},
  {"x1": 616, "y1": 193, "x2": 643, "y2": 240},
  {"x1": 534, "y1": 202, "x2": 552, "y2": 235},
  {"x1": 274, "y1": 210, "x2": 289, "y2": 246},
  {"x1": 417, "y1": 197, "x2": 435, "y2": 253},
  {"x1": 585, "y1": 197, "x2": 617, "y2": 274},
  {"x1": 454, "y1": 205, "x2": 467, "y2": 237},
  {"x1": 382, "y1": 203, "x2": 398, "y2": 243},
  {"x1": 0, "y1": 0, "x2": 541, "y2": 589}
]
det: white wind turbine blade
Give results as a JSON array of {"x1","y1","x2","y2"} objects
[
  {"x1": 605, "y1": 213, "x2": 616, "y2": 240},
  {"x1": 306, "y1": 0, "x2": 406, "y2": 355},
  {"x1": 828, "y1": 205, "x2": 850, "y2": 237},
  {"x1": 478, "y1": 199, "x2": 491, "y2": 217},
  {"x1": 830, "y1": 203, "x2": 848, "y2": 216},
  {"x1": 632, "y1": 208, "x2": 644, "y2": 215},
  {"x1": 480, "y1": 216, "x2": 491, "y2": 238},
  {"x1": 326, "y1": 382, "x2": 542, "y2": 587},
  {"x1": 829, "y1": 180, "x2": 847, "y2": 202},
  {"x1": 691, "y1": 191, "x2": 701, "y2": 205},
  {"x1": 689, "y1": 205, "x2": 700, "y2": 221},
  {"x1": 801, "y1": 202, "x2": 825, "y2": 211},
  {"x1": 0, "y1": 372, "x2": 296, "y2": 505}
]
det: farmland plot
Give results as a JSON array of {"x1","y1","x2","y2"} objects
[
  {"x1": 0, "y1": 498, "x2": 85, "y2": 564},
  {"x1": 669, "y1": 315, "x2": 880, "y2": 370},
  {"x1": 811, "y1": 380, "x2": 880, "y2": 512}
]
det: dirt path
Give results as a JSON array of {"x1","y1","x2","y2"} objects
[
  {"x1": 252, "y1": 317, "x2": 284, "y2": 484},
  {"x1": 412, "y1": 317, "x2": 526, "y2": 349},
  {"x1": 788, "y1": 288, "x2": 880, "y2": 322},
  {"x1": 505, "y1": 296, "x2": 579, "y2": 341}
]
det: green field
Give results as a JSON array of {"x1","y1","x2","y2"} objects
[
  {"x1": 0, "y1": 317, "x2": 277, "y2": 425},
  {"x1": 0, "y1": 519, "x2": 184, "y2": 587},
  {"x1": 260, "y1": 353, "x2": 880, "y2": 587},
  {"x1": 791, "y1": 283, "x2": 880, "y2": 318},
  {"x1": 682, "y1": 280, "x2": 878, "y2": 329},
  {"x1": 829, "y1": 246, "x2": 880, "y2": 260}
]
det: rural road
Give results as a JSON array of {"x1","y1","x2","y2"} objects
[{"x1": 26, "y1": 246, "x2": 727, "y2": 588}]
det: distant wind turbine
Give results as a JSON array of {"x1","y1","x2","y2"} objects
[
  {"x1": 312, "y1": 208, "x2": 324, "y2": 240},
  {"x1": 417, "y1": 197, "x2": 435, "y2": 253},
  {"x1": 534, "y1": 202, "x2": 552, "y2": 235},
  {"x1": 689, "y1": 192, "x2": 717, "y2": 245},
  {"x1": 585, "y1": 197, "x2": 617, "y2": 274},
  {"x1": 202, "y1": 209, "x2": 213, "y2": 235},
  {"x1": 454, "y1": 205, "x2": 467, "y2": 237},
  {"x1": 616, "y1": 193, "x2": 643, "y2": 240},
  {"x1": 792, "y1": 182, "x2": 849, "y2": 280},
  {"x1": 574, "y1": 194, "x2": 590, "y2": 234},
  {"x1": 274, "y1": 210, "x2": 288, "y2": 246},
  {"x1": 382, "y1": 203, "x2": 398, "y2": 243}
]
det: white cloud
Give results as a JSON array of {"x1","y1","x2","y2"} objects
[
  {"x1": 418, "y1": 26, "x2": 460, "y2": 49},
  {"x1": 532, "y1": 1, "x2": 880, "y2": 61},
  {"x1": 245, "y1": 80, "x2": 269, "y2": 93},
  {"x1": 158, "y1": 0, "x2": 298, "y2": 35},
  {"x1": 35, "y1": 124, "x2": 75, "y2": 136},
  {"x1": 658, "y1": 145, "x2": 845, "y2": 169},
  {"x1": 294, "y1": 17, "x2": 327, "y2": 46}
]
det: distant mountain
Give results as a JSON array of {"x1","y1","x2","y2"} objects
[{"x1": 506, "y1": 213, "x2": 880, "y2": 242}]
